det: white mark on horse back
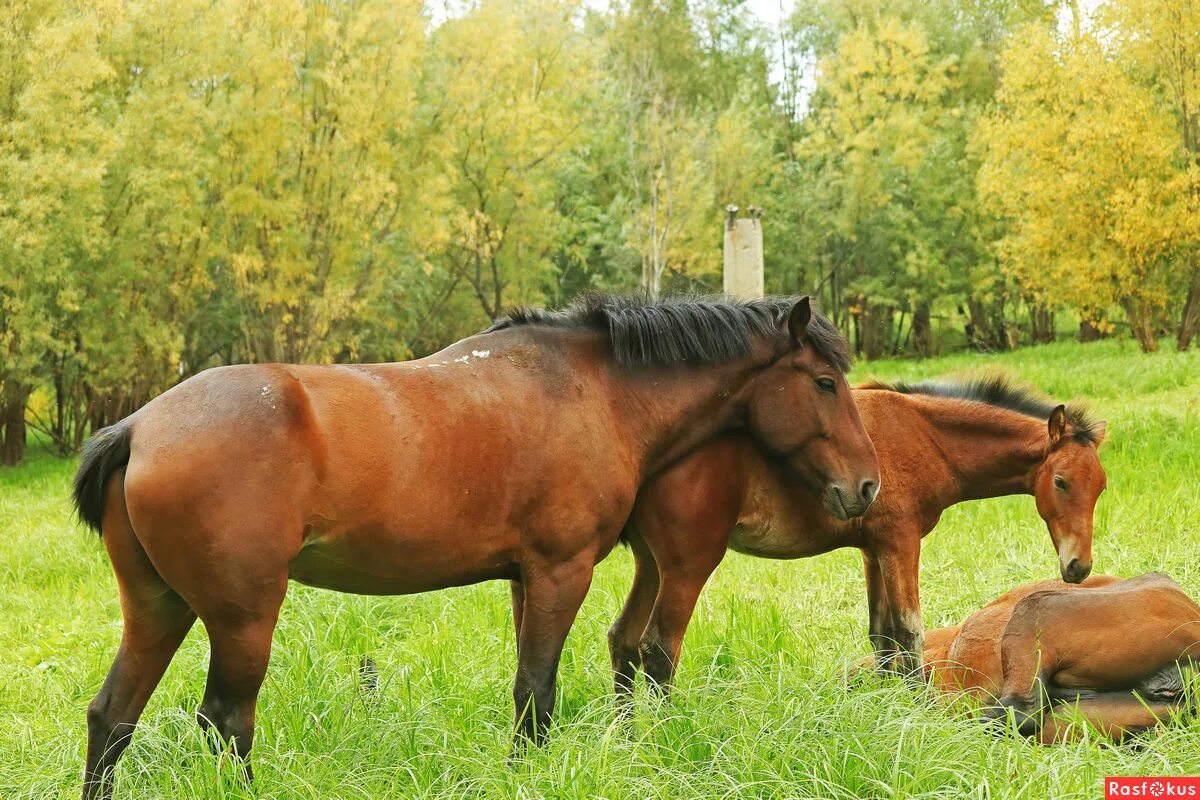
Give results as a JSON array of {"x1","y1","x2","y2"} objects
[
  {"x1": 404, "y1": 349, "x2": 488, "y2": 370},
  {"x1": 259, "y1": 385, "x2": 278, "y2": 409}
]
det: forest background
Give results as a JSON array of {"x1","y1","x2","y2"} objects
[{"x1": 1, "y1": 0, "x2": 1197, "y2": 465}]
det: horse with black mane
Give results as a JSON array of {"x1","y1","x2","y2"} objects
[
  {"x1": 609, "y1": 376, "x2": 1106, "y2": 693},
  {"x1": 72, "y1": 292, "x2": 879, "y2": 798}
]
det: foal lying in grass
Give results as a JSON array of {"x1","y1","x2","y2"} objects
[{"x1": 918, "y1": 572, "x2": 1200, "y2": 743}]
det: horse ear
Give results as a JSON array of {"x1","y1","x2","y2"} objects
[
  {"x1": 788, "y1": 296, "x2": 812, "y2": 344},
  {"x1": 1047, "y1": 404, "x2": 1067, "y2": 444},
  {"x1": 1092, "y1": 420, "x2": 1107, "y2": 445}
]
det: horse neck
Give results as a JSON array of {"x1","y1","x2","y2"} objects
[
  {"x1": 911, "y1": 398, "x2": 1046, "y2": 503},
  {"x1": 474, "y1": 324, "x2": 776, "y2": 476},
  {"x1": 603, "y1": 351, "x2": 772, "y2": 477}
]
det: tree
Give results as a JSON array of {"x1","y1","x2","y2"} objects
[
  {"x1": 0, "y1": 5, "x2": 115, "y2": 459},
  {"x1": 977, "y1": 24, "x2": 1191, "y2": 352},
  {"x1": 426, "y1": 0, "x2": 591, "y2": 321},
  {"x1": 1101, "y1": 0, "x2": 1200, "y2": 349},
  {"x1": 794, "y1": 16, "x2": 957, "y2": 357}
]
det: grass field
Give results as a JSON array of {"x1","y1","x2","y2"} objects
[{"x1": 3, "y1": 338, "x2": 1199, "y2": 799}]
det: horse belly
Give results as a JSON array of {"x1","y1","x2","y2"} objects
[{"x1": 288, "y1": 522, "x2": 518, "y2": 595}]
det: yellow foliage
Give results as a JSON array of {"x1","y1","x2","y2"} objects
[{"x1": 977, "y1": 23, "x2": 1192, "y2": 338}]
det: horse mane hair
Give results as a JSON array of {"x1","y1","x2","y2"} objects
[
  {"x1": 859, "y1": 374, "x2": 1103, "y2": 445},
  {"x1": 486, "y1": 292, "x2": 852, "y2": 372}
]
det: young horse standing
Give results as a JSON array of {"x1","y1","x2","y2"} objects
[
  {"x1": 73, "y1": 294, "x2": 880, "y2": 799},
  {"x1": 609, "y1": 378, "x2": 1106, "y2": 693}
]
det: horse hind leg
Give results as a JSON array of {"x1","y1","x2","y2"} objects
[
  {"x1": 193, "y1": 575, "x2": 287, "y2": 786},
  {"x1": 84, "y1": 471, "x2": 197, "y2": 800},
  {"x1": 607, "y1": 530, "x2": 659, "y2": 697}
]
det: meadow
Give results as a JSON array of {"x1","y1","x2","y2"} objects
[{"x1": 2, "y1": 337, "x2": 1198, "y2": 799}]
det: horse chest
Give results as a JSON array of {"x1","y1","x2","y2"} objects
[{"x1": 728, "y1": 504, "x2": 854, "y2": 558}]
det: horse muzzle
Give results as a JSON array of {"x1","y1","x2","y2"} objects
[
  {"x1": 1061, "y1": 557, "x2": 1091, "y2": 584},
  {"x1": 823, "y1": 479, "x2": 879, "y2": 521}
]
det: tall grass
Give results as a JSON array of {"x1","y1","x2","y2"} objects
[{"x1": 2, "y1": 338, "x2": 1198, "y2": 798}]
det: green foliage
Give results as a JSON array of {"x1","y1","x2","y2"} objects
[{"x1": 1, "y1": 0, "x2": 1198, "y2": 464}]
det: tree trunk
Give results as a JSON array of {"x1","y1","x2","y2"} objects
[
  {"x1": 1078, "y1": 317, "x2": 1104, "y2": 343},
  {"x1": 1030, "y1": 306, "x2": 1055, "y2": 344},
  {"x1": 965, "y1": 298, "x2": 1006, "y2": 351},
  {"x1": 1176, "y1": 264, "x2": 1200, "y2": 351},
  {"x1": 860, "y1": 302, "x2": 888, "y2": 361},
  {"x1": 911, "y1": 302, "x2": 933, "y2": 358},
  {"x1": 1122, "y1": 298, "x2": 1159, "y2": 353},
  {"x1": 1, "y1": 387, "x2": 29, "y2": 466},
  {"x1": 851, "y1": 303, "x2": 863, "y2": 359}
]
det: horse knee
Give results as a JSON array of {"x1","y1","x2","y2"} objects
[
  {"x1": 608, "y1": 629, "x2": 642, "y2": 695},
  {"x1": 608, "y1": 625, "x2": 640, "y2": 667}
]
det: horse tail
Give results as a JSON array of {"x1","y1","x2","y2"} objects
[{"x1": 73, "y1": 419, "x2": 134, "y2": 536}]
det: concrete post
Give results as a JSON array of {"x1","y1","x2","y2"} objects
[{"x1": 723, "y1": 205, "x2": 764, "y2": 300}]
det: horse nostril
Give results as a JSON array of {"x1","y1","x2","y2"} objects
[
  {"x1": 1063, "y1": 558, "x2": 1089, "y2": 583},
  {"x1": 860, "y1": 480, "x2": 878, "y2": 503}
]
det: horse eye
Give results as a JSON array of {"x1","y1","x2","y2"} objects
[
  {"x1": 1054, "y1": 476, "x2": 1068, "y2": 491},
  {"x1": 815, "y1": 377, "x2": 836, "y2": 393}
]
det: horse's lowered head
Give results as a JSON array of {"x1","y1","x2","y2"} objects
[
  {"x1": 1033, "y1": 404, "x2": 1107, "y2": 583},
  {"x1": 745, "y1": 297, "x2": 880, "y2": 520}
]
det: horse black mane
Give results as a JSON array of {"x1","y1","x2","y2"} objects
[
  {"x1": 486, "y1": 292, "x2": 852, "y2": 372},
  {"x1": 863, "y1": 375, "x2": 1102, "y2": 445}
]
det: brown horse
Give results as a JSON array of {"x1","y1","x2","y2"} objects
[
  {"x1": 608, "y1": 377, "x2": 1106, "y2": 695},
  {"x1": 72, "y1": 293, "x2": 880, "y2": 798},
  {"x1": 919, "y1": 573, "x2": 1200, "y2": 743}
]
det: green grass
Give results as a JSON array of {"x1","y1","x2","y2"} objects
[{"x1": 3, "y1": 337, "x2": 1199, "y2": 799}]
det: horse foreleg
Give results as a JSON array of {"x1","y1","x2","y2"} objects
[
  {"x1": 510, "y1": 579, "x2": 525, "y2": 648},
  {"x1": 861, "y1": 548, "x2": 890, "y2": 668},
  {"x1": 872, "y1": 537, "x2": 924, "y2": 679},
  {"x1": 607, "y1": 530, "x2": 659, "y2": 697},
  {"x1": 512, "y1": 556, "x2": 594, "y2": 745},
  {"x1": 638, "y1": 566, "x2": 717, "y2": 697},
  {"x1": 985, "y1": 597, "x2": 1055, "y2": 736},
  {"x1": 1039, "y1": 693, "x2": 1178, "y2": 744}
]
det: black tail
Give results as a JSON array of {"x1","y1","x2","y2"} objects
[{"x1": 73, "y1": 420, "x2": 133, "y2": 535}]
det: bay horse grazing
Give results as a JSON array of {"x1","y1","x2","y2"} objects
[
  {"x1": 72, "y1": 293, "x2": 880, "y2": 799},
  {"x1": 919, "y1": 573, "x2": 1200, "y2": 743},
  {"x1": 609, "y1": 377, "x2": 1106, "y2": 694}
]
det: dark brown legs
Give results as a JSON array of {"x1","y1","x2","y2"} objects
[
  {"x1": 83, "y1": 475, "x2": 197, "y2": 800},
  {"x1": 509, "y1": 578, "x2": 525, "y2": 647},
  {"x1": 84, "y1": 472, "x2": 289, "y2": 797},
  {"x1": 607, "y1": 532, "x2": 659, "y2": 696},
  {"x1": 862, "y1": 539, "x2": 924, "y2": 678},
  {"x1": 83, "y1": 590, "x2": 196, "y2": 799},
  {"x1": 512, "y1": 557, "x2": 594, "y2": 744},
  {"x1": 606, "y1": 527, "x2": 726, "y2": 698},
  {"x1": 195, "y1": 601, "x2": 284, "y2": 786}
]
